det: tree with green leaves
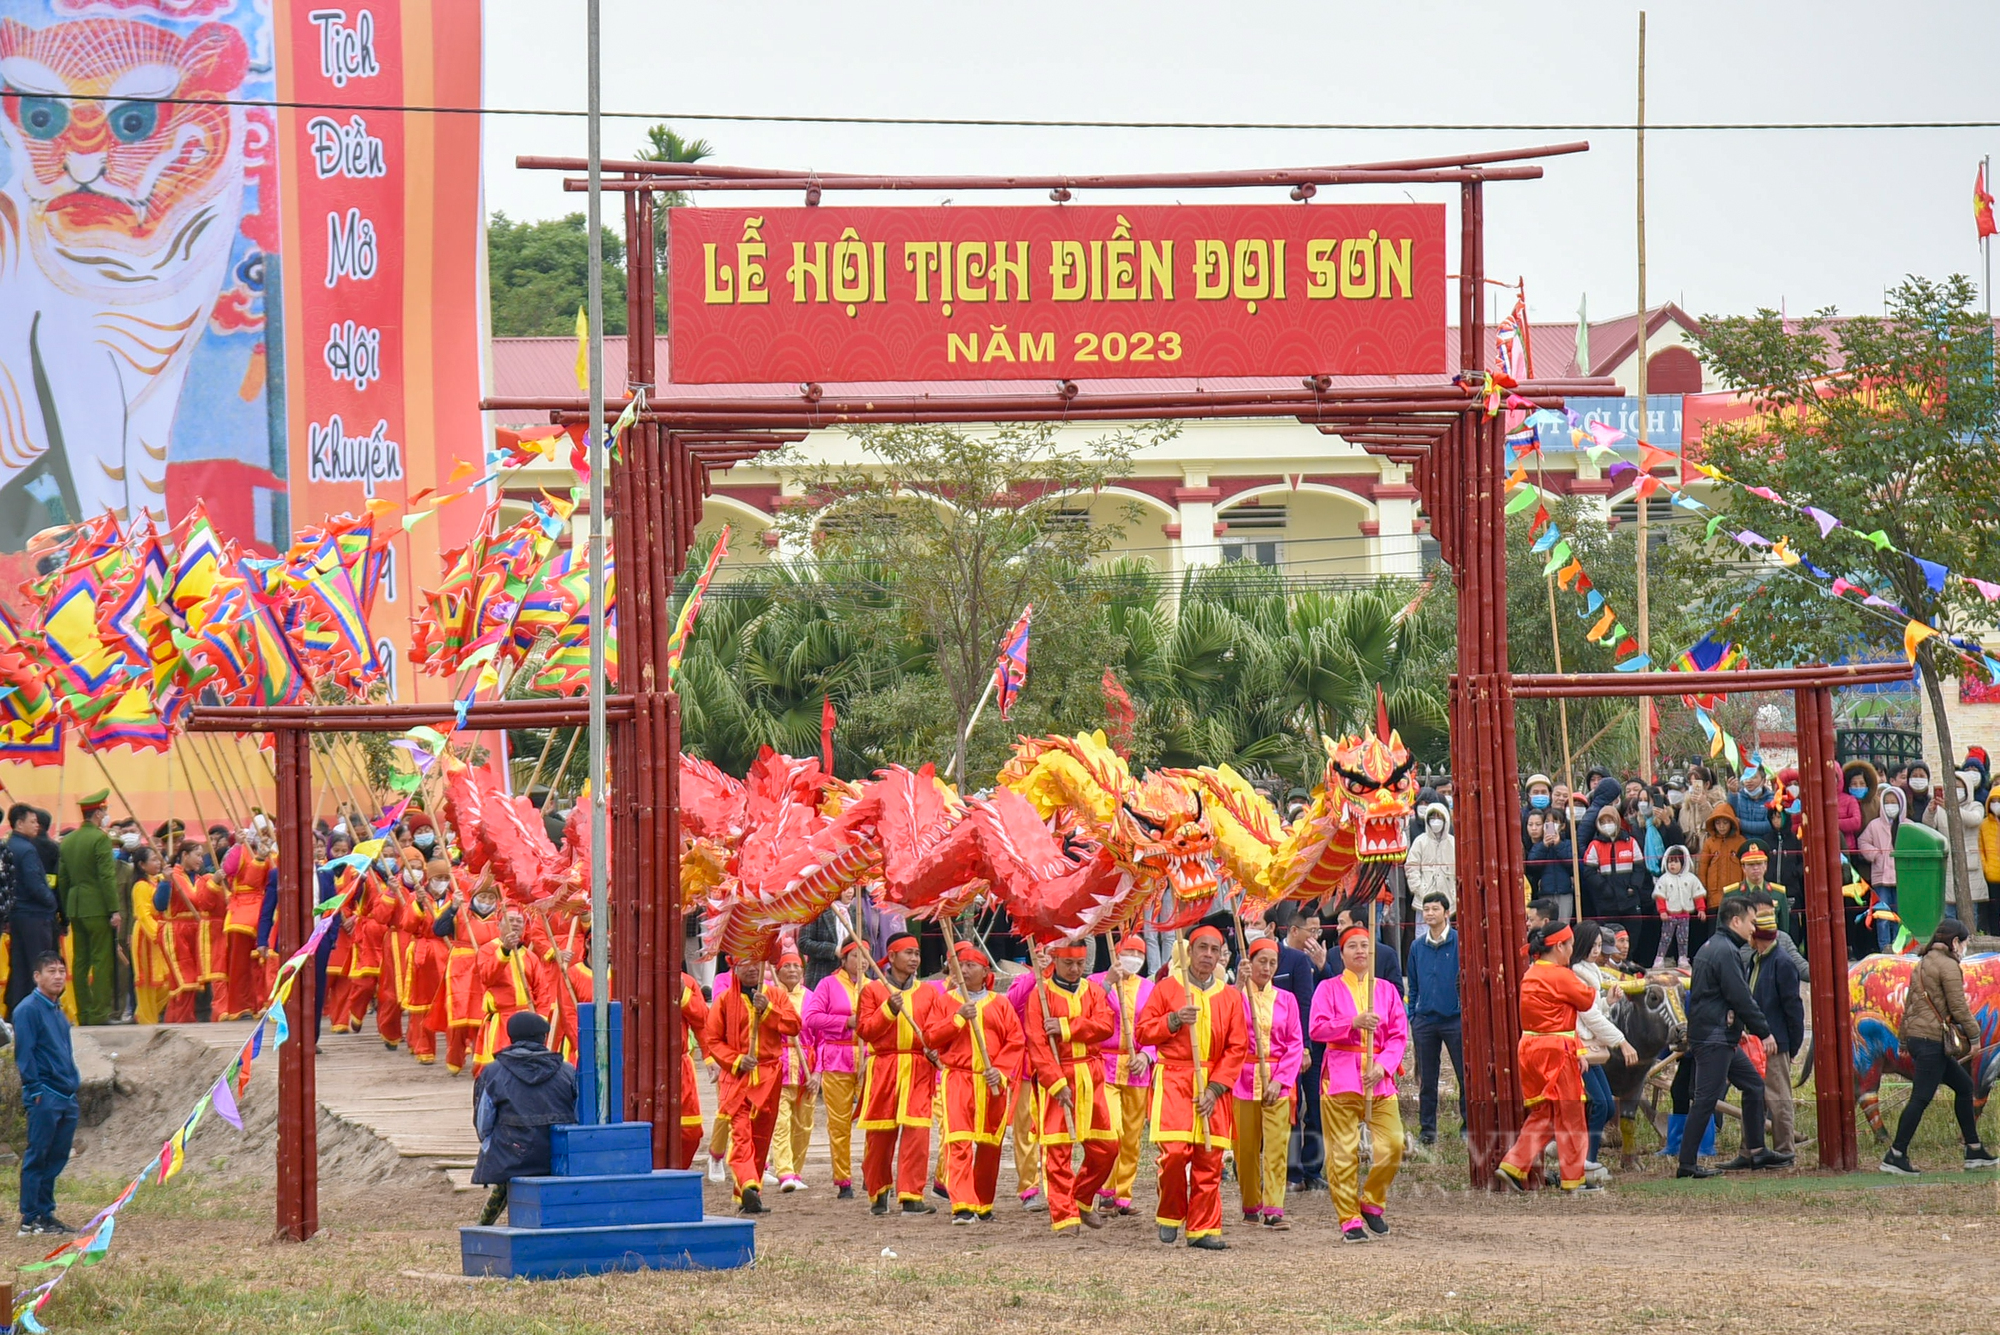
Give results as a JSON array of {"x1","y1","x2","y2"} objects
[
  {"x1": 768, "y1": 423, "x2": 1150, "y2": 783},
  {"x1": 486, "y1": 211, "x2": 629, "y2": 337},
  {"x1": 1696, "y1": 275, "x2": 2000, "y2": 922}
]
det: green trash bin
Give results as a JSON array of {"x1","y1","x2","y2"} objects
[{"x1": 1893, "y1": 819, "x2": 1949, "y2": 944}]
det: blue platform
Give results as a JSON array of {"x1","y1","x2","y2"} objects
[{"x1": 459, "y1": 1004, "x2": 754, "y2": 1277}]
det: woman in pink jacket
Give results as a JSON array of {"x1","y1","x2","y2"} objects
[
  {"x1": 801, "y1": 939, "x2": 870, "y2": 1197},
  {"x1": 1089, "y1": 935, "x2": 1155, "y2": 1215},
  {"x1": 1309, "y1": 925, "x2": 1410, "y2": 1243},
  {"x1": 1232, "y1": 937, "x2": 1305, "y2": 1227}
]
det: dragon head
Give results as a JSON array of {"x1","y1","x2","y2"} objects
[
  {"x1": 1117, "y1": 774, "x2": 1219, "y2": 905},
  {"x1": 1322, "y1": 695, "x2": 1418, "y2": 865}
]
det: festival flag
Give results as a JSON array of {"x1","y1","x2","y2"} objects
[
  {"x1": 993, "y1": 605, "x2": 1034, "y2": 721},
  {"x1": 574, "y1": 306, "x2": 590, "y2": 391},
  {"x1": 664, "y1": 527, "x2": 729, "y2": 688},
  {"x1": 820, "y1": 693, "x2": 836, "y2": 773},
  {"x1": 1978, "y1": 163, "x2": 1998, "y2": 240},
  {"x1": 82, "y1": 684, "x2": 171, "y2": 754}
]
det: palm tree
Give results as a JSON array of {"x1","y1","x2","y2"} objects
[{"x1": 634, "y1": 125, "x2": 715, "y2": 330}]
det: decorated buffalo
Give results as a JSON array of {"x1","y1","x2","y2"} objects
[
  {"x1": 1850, "y1": 951, "x2": 2000, "y2": 1137},
  {"x1": 1604, "y1": 971, "x2": 1688, "y2": 1165}
]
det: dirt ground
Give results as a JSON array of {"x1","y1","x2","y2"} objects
[{"x1": 16, "y1": 1119, "x2": 1997, "y2": 1335}]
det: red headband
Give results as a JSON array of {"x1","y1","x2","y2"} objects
[
  {"x1": 1189, "y1": 925, "x2": 1226, "y2": 946},
  {"x1": 953, "y1": 941, "x2": 991, "y2": 969},
  {"x1": 838, "y1": 938, "x2": 868, "y2": 957},
  {"x1": 1050, "y1": 942, "x2": 1089, "y2": 959},
  {"x1": 1541, "y1": 924, "x2": 1573, "y2": 949},
  {"x1": 1339, "y1": 925, "x2": 1371, "y2": 947},
  {"x1": 884, "y1": 933, "x2": 918, "y2": 955},
  {"x1": 1247, "y1": 936, "x2": 1278, "y2": 957}
]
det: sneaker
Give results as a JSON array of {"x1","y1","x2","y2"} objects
[
  {"x1": 931, "y1": 1180, "x2": 951, "y2": 1200},
  {"x1": 1263, "y1": 1215, "x2": 1291, "y2": 1231},
  {"x1": 1342, "y1": 1224, "x2": 1370, "y2": 1243},
  {"x1": 1158, "y1": 1224, "x2": 1179, "y2": 1244},
  {"x1": 762, "y1": 1170, "x2": 779, "y2": 1187},
  {"x1": 870, "y1": 1191, "x2": 891, "y2": 1216},
  {"x1": 837, "y1": 1184, "x2": 855, "y2": 1200},
  {"x1": 1964, "y1": 1145, "x2": 1999, "y2": 1171},
  {"x1": 1582, "y1": 1159, "x2": 1604, "y2": 1173},
  {"x1": 1021, "y1": 1191, "x2": 1047, "y2": 1213},
  {"x1": 16, "y1": 1219, "x2": 37, "y2": 1237},
  {"x1": 952, "y1": 1209, "x2": 974, "y2": 1226},
  {"x1": 706, "y1": 1156, "x2": 725, "y2": 1183},
  {"x1": 1362, "y1": 1211, "x2": 1389, "y2": 1236},
  {"x1": 738, "y1": 1186, "x2": 766, "y2": 1215},
  {"x1": 901, "y1": 1198, "x2": 936, "y2": 1216},
  {"x1": 778, "y1": 1175, "x2": 805, "y2": 1193},
  {"x1": 1492, "y1": 1166, "x2": 1527, "y2": 1193},
  {"x1": 1079, "y1": 1207, "x2": 1105, "y2": 1230},
  {"x1": 1566, "y1": 1181, "x2": 1606, "y2": 1194},
  {"x1": 1879, "y1": 1149, "x2": 1920, "y2": 1177},
  {"x1": 38, "y1": 1216, "x2": 73, "y2": 1234},
  {"x1": 1187, "y1": 1234, "x2": 1228, "y2": 1250}
]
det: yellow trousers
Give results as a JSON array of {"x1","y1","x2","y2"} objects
[
  {"x1": 134, "y1": 984, "x2": 168, "y2": 1026},
  {"x1": 821, "y1": 1070, "x2": 860, "y2": 1187},
  {"x1": 1105, "y1": 1083, "x2": 1148, "y2": 1205},
  {"x1": 772, "y1": 1083, "x2": 814, "y2": 1180},
  {"x1": 1010, "y1": 1075, "x2": 1043, "y2": 1196},
  {"x1": 1322, "y1": 1092, "x2": 1405, "y2": 1228},
  {"x1": 708, "y1": 1106, "x2": 731, "y2": 1160},
  {"x1": 1233, "y1": 1093, "x2": 1294, "y2": 1218}
]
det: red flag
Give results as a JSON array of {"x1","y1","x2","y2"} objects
[
  {"x1": 1978, "y1": 164, "x2": 1997, "y2": 240},
  {"x1": 820, "y1": 694, "x2": 836, "y2": 774}
]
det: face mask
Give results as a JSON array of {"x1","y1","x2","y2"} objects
[
  {"x1": 1908, "y1": 776, "x2": 1929, "y2": 792},
  {"x1": 474, "y1": 898, "x2": 498, "y2": 915},
  {"x1": 1636, "y1": 802, "x2": 1652, "y2": 818},
  {"x1": 377, "y1": 858, "x2": 398, "y2": 875},
  {"x1": 1597, "y1": 822, "x2": 1619, "y2": 838},
  {"x1": 415, "y1": 831, "x2": 436, "y2": 849},
  {"x1": 402, "y1": 868, "x2": 424, "y2": 887},
  {"x1": 1116, "y1": 953, "x2": 1145, "y2": 974},
  {"x1": 430, "y1": 878, "x2": 450, "y2": 894},
  {"x1": 1786, "y1": 784, "x2": 1800, "y2": 797},
  {"x1": 121, "y1": 832, "x2": 140, "y2": 849},
  {"x1": 1667, "y1": 790, "x2": 1684, "y2": 805},
  {"x1": 1849, "y1": 784, "x2": 1867, "y2": 798},
  {"x1": 1529, "y1": 792, "x2": 1550, "y2": 809},
  {"x1": 1427, "y1": 818, "x2": 1445, "y2": 835},
  {"x1": 1882, "y1": 801, "x2": 1902, "y2": 820}
]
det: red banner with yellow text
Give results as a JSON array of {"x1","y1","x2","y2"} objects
[{"x1": 668, "y1": 204, "x2": 1446, "y2": 383}]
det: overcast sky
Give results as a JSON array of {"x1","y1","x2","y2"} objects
[{"x1": 482, "y1": 0, "x2": 1999, "y2": 326}]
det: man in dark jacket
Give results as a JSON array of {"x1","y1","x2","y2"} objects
[
  {"x1": 472, "y1": 1010, "x2": 579, "y2": 1225},
  {"x1": 797, "y1": 894, "x2": 853, "y2": 989},
  {"x1": 6, "y1": 804, "x2": 62, "y2": 1013},
  {"x1": 15, "y1": 952, "x2": 80, "y2": 1234},
  {"x1": 1748, "y1": 907, "x2": 1804, "y2": 1159},
  {"x1": 1678, "y1": 894, "x2": 1786, "y2": 1178}
]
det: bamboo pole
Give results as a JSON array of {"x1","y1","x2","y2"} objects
[
  {"x1": 186, "y1": 734, "x2": 244, "y2": 831},
  {"x1": 936, "y1": 914, "x2": 992, "y2": 1072},
  {"x1": 553, "y1": 726, "x2": 586, "y2": 796}
]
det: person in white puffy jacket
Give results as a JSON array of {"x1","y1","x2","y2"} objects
[
  {"x1": 1650, "y1": 844, "x2": 1704, "y2": 969},
  {"x1": 1406, "y1": 803, "x2": 1456, "y2": 914}
]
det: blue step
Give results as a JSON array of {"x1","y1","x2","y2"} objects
[
  {"x1": 461, "y1": 1218, "x2": 755, "y2": 1278},
  {"x1": 550, "y1": 1122, "x2": 653, "y2": 1177},
  {"x1": 506, "y1": 1170, "x2": 704, "y2": 1229}
]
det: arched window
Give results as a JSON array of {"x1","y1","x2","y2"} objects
[{"x1": 1646, "y1": 345, "x2": 1703, "y2": 394}]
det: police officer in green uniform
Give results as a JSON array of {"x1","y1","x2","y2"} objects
[{"x1": 54, "y1": 791, "x2": 120, "y2": 1026}]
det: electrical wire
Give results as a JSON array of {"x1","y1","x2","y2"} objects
[{"x1": 10, "y1": 91, "x2": 2000, "y2": 134}]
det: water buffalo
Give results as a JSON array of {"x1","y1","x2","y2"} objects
[
  {"x1": 1603, "y1": 971, "x2": 1688, "y2": 1166},
  {"x1": 1850, "y1": 951, "x2": 2000, "y2": 1138}
]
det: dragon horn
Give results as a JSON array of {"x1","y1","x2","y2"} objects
[{"x1": 1375, "y1": 686, "x2": 1391, "y2": 740}]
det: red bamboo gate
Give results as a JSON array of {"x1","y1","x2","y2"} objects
[{"x1": 189, "y1": 141, "x2": 1892, "y2": 1240}]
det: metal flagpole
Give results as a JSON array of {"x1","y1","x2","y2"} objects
[
  {"x1": 1632, "y1": 8, "x2": 1653, "y2": 785},
  {"x1": 585, "y1": 0, "x2": 611, "y2": 1124},
  {"x1": 1985, "y1": 154, "x2": 1992, "y2": 321}
]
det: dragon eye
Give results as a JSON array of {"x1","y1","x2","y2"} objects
[
  {"x1": 16, "y1": 96, "x2": 68, "y2": 140},
  {"x1": 108, "y1": 101, "x2": 159, "y2": 144}
]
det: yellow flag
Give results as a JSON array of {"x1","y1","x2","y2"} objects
[
  {"x1": 1903, "y1": 620, "x2": 1939, "y2": 662},
  {"x1": 573, "y1": 306, "x2": 589, "y2": 392}
]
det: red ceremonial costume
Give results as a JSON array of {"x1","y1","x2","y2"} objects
[
  {"x1": 340, "y1": 869, "x2": 404, "y2": 1041},
  {"x1": 1024, "y1": 965, "x2": 1120, "y2": 1231},
  {"x1": 920, "y1": 975, "x2": 1025, "y2": 1219},
  {"x1": 1499, "y1": 953, "x2": 1599, "y2": 1190},
  {"x1": 474, "y1": 932, "x2": 561, "y2": 1069},
  {"x1": 219, "y1": 846, "x2": 274, "y2": 1020},
  {"x1": 428, "y1": 895, "x2": 504, "y2": 1073},
  {"x1": 703, "y1": 973, "x2": 803, "y2": 1198},
  {"x1": 678, "y1": 975, "x2": 712, "y2": 1167},
  {"x1": 856, "y1": 970, "x2": 944, "y2": 1205},
  {"x1": 161, "y1": 866, "x2": 225, "y2": 1023},
  {"x1": 1136, "y1": 957, "x2": 1249, "y2": 1242},
  {"x1": 395, "y1": 889, "x2": 451, "y2": 1062}
]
